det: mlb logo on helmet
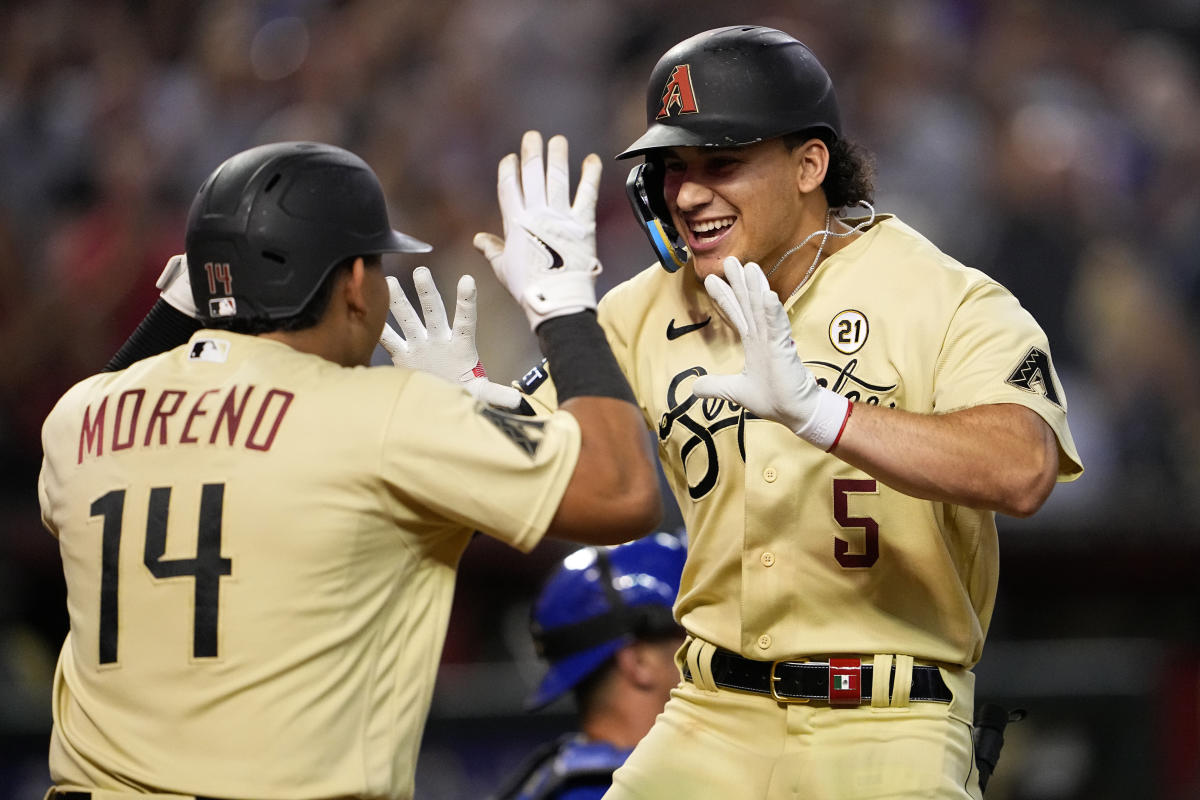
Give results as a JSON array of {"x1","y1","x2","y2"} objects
[
  {"x1": 656, "y1": 64, "x2": 699, "y2": 119},
  {"x1": 209, "y1": 297, "x2": 237, "y2": 317}
]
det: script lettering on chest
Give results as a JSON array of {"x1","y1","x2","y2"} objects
[
  {"x1": 806, "y1": 358, "x2": 898, "y2": 407},
  {"x1": 77, "y1": 385, "x2": 294, "y2": 463},
  {"x1": 657, "y1": 367, "x2": 750, "y2": 499},
  {"x1": 657, "y1": 358, "x2": 899, "y2": 500}
]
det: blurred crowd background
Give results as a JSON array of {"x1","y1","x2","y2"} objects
[{"x1": 1, "y1": 0, "x2": 1198, "y2": 798}]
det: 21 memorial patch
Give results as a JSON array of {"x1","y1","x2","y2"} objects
[
  {"x1": 480, "y1": 406, "x2": 546, "y2": 458},
  {"x1": 1005, "y1": 347, "x2": 1063, "y2": 408}
]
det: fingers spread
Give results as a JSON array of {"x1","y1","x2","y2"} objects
[
  {"x1": 743, "y1": 260, "x2": 768, "y2": 333},
  {"x1": 155, "y1": 254, "x2": 187, "y2": 290},
  {"x1": 519, "y1": 130, "x2": 546, "y2": 209},
  {"x1": 546, "y1": 134, "x2": 570, "y2": 211},
  {"x1": 691, "y1": 373, "x2": 738, "y2": 401},
  {"x1": 413, "y1": 266, "x2": 449, "y2": 340},
  {"x1": 452, "y1": 274, "x2": 478, "y2": 341},
  {"x1": 378, "y1": 321, "x2": 407, "y2": 359},
  {"x1": 386, "y1": 275, "x2": 425, "y2": 342},
  {"x1": 477, "y1": 380, "x2": 524, "y2": 411},
  {"x1": 572, "y1": 152, "x2": 602, "y2": 223},
  {"x1": 473, "y1": 232, "x2": 505, "y2": 262},
  {"x1": 496, "y1": 153, "x2": 522, "y2": 224},
  {"x1": 703, "y1": 272, "x2": 746, "y2": 336}
]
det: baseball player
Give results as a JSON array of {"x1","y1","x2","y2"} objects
[
  {"x1": 37, "y1": 137, "x2": 660, "y2": 800},
  {"x1": 499, "y1": 26, "x2": 1084, "y2": 799},
  {"x1": 491, "y1": 530, "x2": 687, "y2": 800}
]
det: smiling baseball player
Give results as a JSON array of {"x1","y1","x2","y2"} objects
[{"x1": 503, "y1": 26, "x2": 1083, "y2": 799}]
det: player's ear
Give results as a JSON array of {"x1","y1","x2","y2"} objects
[
  {"x1": 616, "y1": 641, "x2": 661, "y2": 689},
  {"x1": 792, "y1": 137, "x2": 829, "y2": 195},
  {"x1": 342, "y1": 257, "x2": 369, "y2": 318}
]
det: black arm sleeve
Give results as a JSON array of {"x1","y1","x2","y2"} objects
[
  {"x1": 535, "y1": 311, "x2": 636, "y2": 405},
  {"x1": 103, "y1": 299, "x2": 202, "y2": 373}
]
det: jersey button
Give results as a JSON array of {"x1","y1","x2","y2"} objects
[
  {"x1": 763, "y1": 467, "x2": 777, "y2": 483},
  {"x1": 760, "y1": 551, "x2": 776, "y2": 567},
  {"x1": 757, "y1": 634, "x2": 772, "y2": 650}
]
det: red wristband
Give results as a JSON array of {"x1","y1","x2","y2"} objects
[{"x1": 825, "y1": 401, "x2": 853, "y2": 452}]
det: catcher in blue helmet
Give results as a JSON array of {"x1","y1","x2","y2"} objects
[{"x1": 491, "y1": 531, "x2": 687, "y2": 800}]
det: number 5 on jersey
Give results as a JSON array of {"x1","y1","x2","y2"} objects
[{"x1": 91, "y1": 484, "x2": 233, "y2": 665}]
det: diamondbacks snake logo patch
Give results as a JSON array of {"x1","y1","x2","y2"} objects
[
  {"x1": 1006, "y1": 347, "x2": 1063, "y2": 408},
  {"x1": 481, "y1": 406, "x2": 547, "y2": 458}
]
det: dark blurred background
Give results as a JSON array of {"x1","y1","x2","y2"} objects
[{"x1": 1, "y1": 1, "x2": 1198, "y2": 798}]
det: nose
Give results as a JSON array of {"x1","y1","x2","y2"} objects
[{"x1": 669, "y1": 175, "x2": 713, "y2": 213}]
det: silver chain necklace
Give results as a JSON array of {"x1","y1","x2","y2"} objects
[{"x1": 764, "y1": 201, "x2": 878, "y2": 298}]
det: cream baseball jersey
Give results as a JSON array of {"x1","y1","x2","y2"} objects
[
  {"x1": 38, "y1": 331, "x2": 580, "y2": 799},
  {"x1": 523, "y1": 215, "x2": 1082, "y2": 669}
]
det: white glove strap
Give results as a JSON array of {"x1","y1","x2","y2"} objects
[
  {"x1": 793, "y1": 387, "x2": 852, "y2": 451},
  {"x1": 521, "y1": 265, "x2": 600, "y2": 329}
]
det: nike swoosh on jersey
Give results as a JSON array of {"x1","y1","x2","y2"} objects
[
  {"x1": 666, "y1": 316, "x2": 712, "y2": 340},
  {"x1": 522, "y1": 228, "x2": 564, "y2": 269}
]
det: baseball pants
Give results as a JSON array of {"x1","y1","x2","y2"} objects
[{"x1": 604, "y1": 638, "x2": 982, "y2": 800}]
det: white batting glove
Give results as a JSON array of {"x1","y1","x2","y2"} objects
[
  {"x1": 691, "y1": 256, "x2": 852, "y2": 451},
  {"x1": 156, "y1": 254, "x2": 200, "y2": 318},
  {"x1": 379, "y1": 267, "x2": 523, "y2": 410},
  {"x1": 473, "y1": 130, "x2": 603, "y2": 331}
]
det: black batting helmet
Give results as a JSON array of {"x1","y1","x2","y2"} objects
[
  {"x1": 619, "y1": 25, "x2": 841, "y2": 159},
  {"x1": 618, "y1": 26, "x2": 841, "y2": 272},
  {"x1": 185, "y1": 141, "x2": 431, "y2": 322}
]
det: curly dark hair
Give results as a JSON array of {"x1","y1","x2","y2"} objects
[
  {"x1": 209, "y1": 254, "x2": 381, "y2": 335},
  {"x1": 783, "y1": 131, "x2": 876, "y2": 210}
]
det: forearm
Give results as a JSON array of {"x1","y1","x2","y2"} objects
[
  {"x1": 831, "y1": 402, "x2": 1059, "y2": 517},
  {"x1": 537, "y1": 313, "x2": 660, "y2": 542},
  {"x1": 552, "y1": 397, "x2": 662, "y2": 544}
]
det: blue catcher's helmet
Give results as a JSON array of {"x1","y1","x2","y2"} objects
[{"x1": 528, "y1": 531, "x2": 687, "y2": 710}]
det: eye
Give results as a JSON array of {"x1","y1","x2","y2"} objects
[{"x1": 662, "y1": 159, "x2": 685, "y2": 173}]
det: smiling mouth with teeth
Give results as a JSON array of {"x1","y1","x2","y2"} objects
[{"x1": 691, "y1": 217, "x2": 735, "y2": 240}]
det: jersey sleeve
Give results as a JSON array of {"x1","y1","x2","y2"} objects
[
  {"x1": 36, "y1": 460, "x2": 58, "y2": 539},
  {"x1": 379, "y1": 371, "x2": 581, "y2": 552},
  {"x1": 934, "y1": 279, "x2": 1083, "y2": 481}
]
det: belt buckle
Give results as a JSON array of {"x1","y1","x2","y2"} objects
[
  {"x1": 769, "y1": 657, "x2": 809, "y2": 703},
  {"x1": 829, "y1": 657, "x2": 862, "y2": 706}
]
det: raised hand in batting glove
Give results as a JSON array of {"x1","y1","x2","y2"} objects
[
  {"x1": 473, "y1": 130, "x2": 602, "y2": 331},
  {"x1": 156, "y1": 254, "x2": 199, "y2": 318},
  {"x1": 691, "y1": 257, "x2": 852, "y2": 452},
  {"x1": 379, "y1": 266, "x2": 523, "y2": 410}
]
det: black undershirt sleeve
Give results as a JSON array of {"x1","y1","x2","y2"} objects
[
  {"x1": 103, "y1": 299, "x2": 202, "y2": 373},
  {"x1": 535, "y1": 311, "x2": 636, "y2": 405}
]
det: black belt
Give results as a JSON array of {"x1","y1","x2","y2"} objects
[{"x1": 683, "y1": 649, "x2": 952, "y2": 704}]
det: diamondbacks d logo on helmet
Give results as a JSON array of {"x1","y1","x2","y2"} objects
[{"x1": 656, "y1": 65, "x2": 699, "y2": 119}]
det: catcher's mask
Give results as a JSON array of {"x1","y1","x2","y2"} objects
[
  {"x1": 618, "y1": 25, "x2": 842, "y2": 273},
  {"x1": 528, "y1": 530, "x2": 686, "y2": 710},
  {"x1": 185, "y1": 141, "x2": 431, "y2": 323}
]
